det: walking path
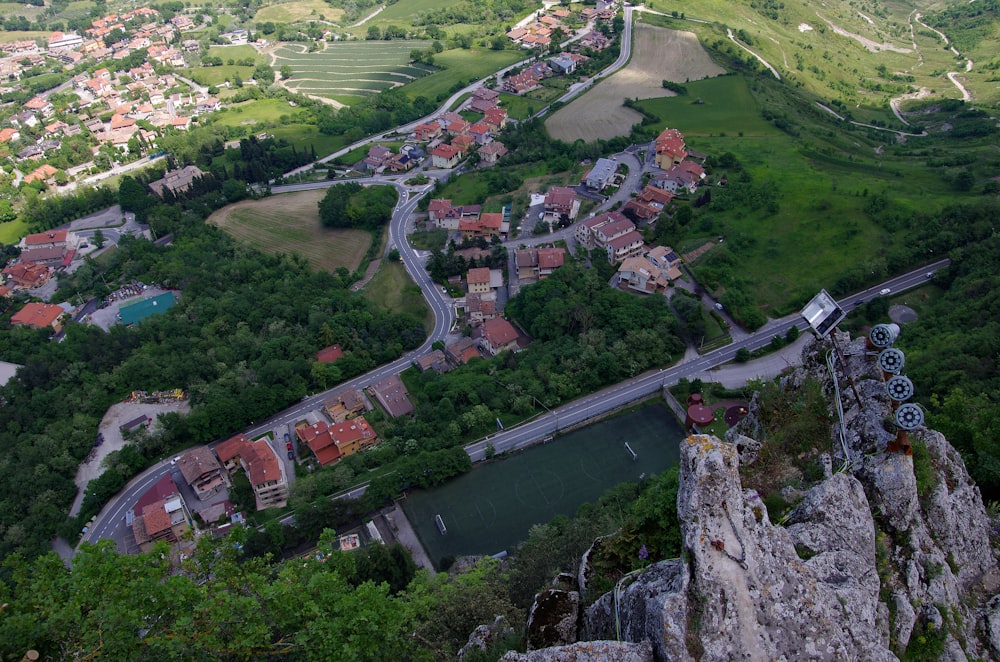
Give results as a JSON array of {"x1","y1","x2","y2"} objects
[{"x1": 727, "y1": 28, "x2": 781, "y2": 80}]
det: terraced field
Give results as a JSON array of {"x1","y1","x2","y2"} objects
[{"x1": 271, "y1": 41, "x2": 435, "y2": 101}]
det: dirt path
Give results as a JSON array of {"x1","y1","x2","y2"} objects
[
  {"x1": 350, "y1": 258, "x2": 382, "y2": 291},
  {"x1": 817, "y1": 13, "x2": 912, "y2": 53},
  {"x1": 70, "y1": 400, "x2": 191, "y2": 517},
  {"x1": 727, "y1": 28, "x2": 781, "y2": 80}
]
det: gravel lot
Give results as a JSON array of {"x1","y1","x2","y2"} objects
[{"x1": 69, "y1": 399, "x2": 191, "y2": 517}]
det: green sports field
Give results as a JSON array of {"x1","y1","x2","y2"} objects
[{"x1": 401, "y1": 402, "x2": 684, "y2": 564}]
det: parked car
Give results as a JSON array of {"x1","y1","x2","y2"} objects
[
  {"x1": 287, "y1": 450, "x2": 294, "y2": 460},
  {"x1": 284, "y1": 433, "x2": 290, "y2": 442},
  {"x1": 286, "y1": 442, "x2": 292, "y2": 451}
]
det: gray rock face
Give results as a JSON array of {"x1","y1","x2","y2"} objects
[
  {"x1": 525, "y1": 332, "x2": 1000, "y2": 661},
  {"x1": 499, "y1": 640, "x2": 654, "y2": 662},
  {"x1": 526, "y1": 588, "x2": 580, "y2": 650},
  {"x1": 458, "y1": 615, "x2": 514, "y2": 661}
]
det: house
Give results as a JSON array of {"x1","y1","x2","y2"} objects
[
  {"x1": 296, "y1": 416, "x2": 379, "y2": 467},
  {"x1": 503, "y1": 70, "x2": 542, "y2": 94},
  {"x1": 362, "y1": 144, "x2": 393, "y2": 171},
  {"x1": 451, "y1": 134, "x2": 476, "y2": 155},
  {"x1": 0, "y1": 128, "x2": 20, "y2": 143},
  {"x1": 479, "y1": 141, "x2": 508, "y2": 164},
  {"x1": 516, "y1": 246, "x2": 567, "y2": 281},
  {"x1": 578, "y1": 30, "x2": 611, "y2": 51},
  {"x1": 24, "y1": 96, "x2": 54, "y2": 117},
  {"x1": 653, "y1": 161, "x2": 705, "y2": 195},
  {"x1": 615, "y1": 255, "x2": 672, "y2": 294},
  {"x1": 2, "y1": 261, "x2": 49, "y2": 289},
  {"x1": 543, "y1": 186, "x2": 579, "y2": 222},
  {"x1": 130, "y1": 475, "x2": 191, "y2": 553},
  {"x1": 646, "y1": 245, "x2": 683, "y2": 281},
  {"x1": 446, "y1": 337, "x2": 480, "y2": 365},
  {"x1": 414, "y1": 349, "x2": 451, "y2": 373},
  {"x1": 429, "y1": 199, "x2": 480, "y2": 230},
  {"x1": 655, "y1": 128, "x2": 687, "y2": 168},
  {"x1": 148, "y1": 165, "x2": 205, "y2": 197},
  {"x1": 47, "y1": 31, "x2": 84, "y2": 50},
  {"x1": 484, "y1": 107, "x2": 508, "y2": 131},
  {"x1": 606, "y1": 230, "x2": 645, "y2": 263},
  {"x1": 22, "y1": 229, "x2": 67, "y2": 250},
  {"x1": 593, "y1": 215, "x2": 636, "y2": 248},
  {"x1": 323, "y1": 388, "x2": 366, "y2": 423},
  {"x1": 465, "y1": 292, "x2": 497, "y2": 324},
  {"x1": 574, "y1": 210, "x2": 629, "y2": 248},
  {"x1": 459, "y1": 212, "x2": 502, "y2": 239},
  {"x1": 431, "y1": 143, "x2": 462, "y2": 169},
  {"x1": 24, "y1": 164, "x2": 60, "y2": 185},
  {"x1": 469, "y1": 87, "x2": 500, "y2": 113},
  {"x1": 369, "y1": 374, "x2": 413, "y2": 417},
  {"x1": 480, "y1": 317, "x2": 521, "y2": 356},
  {"x1": 585, "y1": 158, "x2": 617, "y2": 190},
  {"x1": 446, "y1": 118, "x2": 471, "y2": 136},
  {"x1": 549, "y1": 53, "x2": 581, "y2": 75},
  {"x1": 623, "y1": 185, "x2": 675, "y2": 221},
  {"x1": 467, "y1": 267, "x2": 492, "y2": 294},
  {"x1": 469, "y1": 122, "x2": 491, "y2": 145},
  {"x1": 10, "y1": 302, "x2": 65, "y2": 331},
  {"x1": 177, "y1": 446, "x2": 228, "y2": 499},
  {"x1": 214, "y1": 433, "x2": 288, "y2": 508},
  {"x1": 413, "y1": 121, "x2": 442, "y2": 142},
  {"x1": 18, "y1": 245, "x2": 65, "y2": 266}
]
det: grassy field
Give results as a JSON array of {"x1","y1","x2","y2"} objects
[
  {"x1": 271, "y1": 41, "x2": 435, "y2": 100},
  {"x1": 186, "y1": 65, "x2": 255, "y2": 87},
  {"x1": 361, "y1": 261, "x2": 431, "y2": 328},
  {"x1": 634, "y1": 76, "x2": 780, "y2": 137},
  {"x1": 210, "y1": 98, "x2": 313, "y2": 128},
  {"x1": 401, "y1": 48, "x2": 525, "y2": 102},
  {"x1": 0, "y1": 219, "x2": 27, "y2": 244},
  {"x1": 0, "y1": 3, "x2": 44, "y2": 19},
  {"x1": 208, "y1": 190, "x2": 371, "y2": 272},
  {"x1": 254, "y1": 0, "x2": 343, "y2": 24},
  {"x1": 0, "y1": 30, "x2": 47, "y2": 43},
  {"x1": 269, "y1": 123, "x2": 349, "y2": 156},
  {"x1": 207, "y1": 45, "x2": 264, "y2": 64},
  {"x1": 546, "y1": 23, "x2": 725, "y2": 142}
]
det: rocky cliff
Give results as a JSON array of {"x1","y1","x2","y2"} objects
[{"x1": 522, "y1": 331, "x2": 1000, "y2": 661}]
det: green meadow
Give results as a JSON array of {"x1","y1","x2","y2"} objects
[
  {"x1": 210, "y1": 99, "x2": 312, "y2": 128},
  {"x1": 401, "y1": 48, "x2": 524, "y2": 102},
  {"x1": 187, "y1": 65, "x2": 255, "y2": 87},
  {"x1": 634, "y1": 76, "x2": 779, "y2": 137},
  {"x1": 206, "y1": 45, "x2": 264, "y2": 64}
]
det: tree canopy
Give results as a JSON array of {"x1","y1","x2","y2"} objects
[{"x1": 318, "y1": 183, "x2": 397, "y2": 230}]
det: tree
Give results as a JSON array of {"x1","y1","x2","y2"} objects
[
  {"x1": 280, "y1": 64, "x2": 293, "y2": 79},
  {"x1": 117, "y1": 175, "x2": 154, "y2": 222},
  {"x1": 92, "y1": 229, "x2": 106, "y2": 249},
  {"x1": 366, "y1": 26, "x2": 381, "y2": 40}
]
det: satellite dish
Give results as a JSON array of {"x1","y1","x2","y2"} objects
[
  {"x1": 886, "y1": 375, "x2": 914, "y2": 402},
  {"x1": 869, "y1": 323, "x2": 900, "y2": 348},
  {"x1": 877, "y1": 348, "x2": 905, "y2": 374},
  {"x1": 895, "y1": 403, "x2": 924, "y2": 430}
]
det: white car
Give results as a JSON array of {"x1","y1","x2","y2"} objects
[{"x1": 879, "y1": 288, "x2": 891, "y2": 296}]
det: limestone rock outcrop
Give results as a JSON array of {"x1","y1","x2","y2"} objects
[
  {"x1": 499, "y1": 640, "x2": 653, "y2": 662},
  {"x1": 526, "y1": 331, "x2": 1000, "y2": 660}
]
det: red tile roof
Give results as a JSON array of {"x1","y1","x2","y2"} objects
[
  {"x1": 482, "y1": 317, "x2": 518, "y2": 348},
  {"x1": 467, "y1": 267, "x2": 490, "y2": 284},
  {"x1": 10, "y1": 302, "x2": 64, "y2": 329}
]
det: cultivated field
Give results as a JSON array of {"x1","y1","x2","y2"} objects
[
  {"x1": 271, "y1": 41, "x2": 435, "y2": 101},
  {"x1": 208, "y1": 191, "x2": 371, "y2": 273},
  {"x1": 254, "y1": 0, "x2": 343, "y2": 24},
  {"x1": 0, "y1": 3, "x2": 44, "y2": 19},
  {"x1": 546, "y1": 24, "x2": 725, "y2": 142}
]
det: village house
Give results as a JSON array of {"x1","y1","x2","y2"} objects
[
  {"x1": 362, "y1": 144, "x2": 393, "y2": 172},
  {"x1": 469, "y1": 122, "x2": 491, "y2": 145},
  {"x1": 577, "y1": 30, "x2": 611, "y2": 51},
  {"x1": 459, "y1": 212, "x2": 503, "y2": 240},
  {"x1": 469, "y1": 87, "x2": 500, "y2": 113},
  {"x1": 414, "y1": 349, "x2": 451, "y2": 373},
  {"x1": 148, "y1": 165, "x2": 205, "y2": 197},
  {"x1": 543, "y1": 186, "x2": 579, "y2": 223},
  {"x1": 2, "y1": 261, "x2": 50, "y2": 289},
  {"x1": 585, "y1": 157, "x2": 617, "y2": 190},
  {"x1": 10, "y1": 302, "x2": 66, "y2": 331},
  {"x1": 484, "y1": 107, "x2": 508, "y2": 132},
  {"x1": 177, "y1": 446, "x2": 228, "y2": 499},
  {"x1": 451, "y1": 133, "x2": 476, "y2": 155},
  {"x1": 465, "y1": 292, "x2": 498, "y2": 325},
  {"x1": 446, "y1": 337, "x2": 480, "y2": 365},
  {"x1": 130, "y1": 475, "x2": 192, "y2": 553},
  {"x1": 646, "y1": 245, "x2": 684, "y2": 280},
  {"x1": 413, "y1": 121, "x2": 442, "y2": 142},
  {"x1": 214, "y1": 433, "x2": 288, "y2": 508},
  {"x1": 614, "y1": 255, "x2": 673, "y2": 294},
  {"x1": 323, "y1": 387, "x2": 367, "y2": 423},
  {"x1": 655, "y1": 128, "x2": 687, "y2": 168},
  {"x1": 479, "y1": 141, "x2": 509, "y2": 164},
  {"x1": 606, "y1": 230, "x2": 646, "y2": 264},
  {"x1": 479, "y1": 317, "x2": 521, "y2": 356},
  {"x1": 653, "y1": 161, "x2": 706, "y2": 195},
  {"x1": 0, "y1": 128, "x2": 20, "y2": 143},
  {"x1": 428, "y1": 199, "x2": 480, "y2": 230},
  {"x1": 503, "y1": 69, "x2": 543, "y2": 94},
  {"x1": 24, "y1": 164, "x2": 60, "y2": 186},
  {"x1": 623, "y1": 185, "x2": 674, "y2": 221},
  {"x1": 431, "y1": 143, "x2": 462, "y2": 169},
  {"x1": 515, "y1": 246, "x2": 566, "y2": 281},
  {"x1": 296, "y1": 416, "x2": 379, "y2": 467},
  {"x1": 369, "y1": 374, "x2": 414, "y2": 417},
  {"x1": 466, "y1": 267, "x2": 492, "y2": 294},
  {"x1": 574, "y1": 210, "x2": 630, "y2": 249},
  {"x1": 24, "y1": 96, "x2": 54, "y2": 118}
]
